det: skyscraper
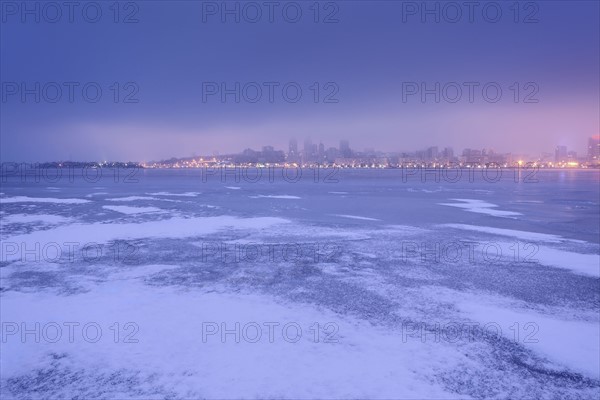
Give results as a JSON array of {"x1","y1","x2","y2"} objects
[
  {"x1": 340, "y1": 140, "x2": 352, "y2": 158},
  {"x1": 555, "y1": 145, "x2": 568, "y2": 163},
  {"x1": 303, "y1": 138, "x2": 314, "y2": 163},
  {"x1": 442, "y1": 147, "x2": 454, "y2": 162},
  {"x1": 426, "y1": 146, "x2": 438, "y2": 161},
  {"x1": 288, "y1": 138, "x2": 299, "y2": 163},
  {"x1": 588, "y1": 136, "x2": 600, "y2": 162}
]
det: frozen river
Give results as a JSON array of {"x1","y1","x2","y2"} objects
[{"x1": 1, "y1": 167, "x2": 599, "y2": 398}]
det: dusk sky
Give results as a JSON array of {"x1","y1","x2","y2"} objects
[{"x1": 1, "y1": 0, "x2": 599, "y2": 162}]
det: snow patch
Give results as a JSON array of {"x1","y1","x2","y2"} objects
[
  {"x1": 439, "y1": 198, "x2": 521, "y2": 218},
  {"x1": 1, "y1": 216, "x2": 290, "y2": 262},
  {"x1": 250, "y1": 195, "x2": 301, "y2": 200},
  {"x1": 442, "y1": 224, "x2": 579, "y2": 243},
  {"x1": 0, "y1": 214, "x2": 72, "y2": 225},
  {"x1": 0, "y1": 196, "x2": 90, "y2": 204},
  {"x1": 332, "y1": 214, "x2": 381, "y2": 221},
  {"x1": 147, "y1": 192, "x2": 201, "y2": 197},
  {"x1": 102, "y1": 205, "x2": 163, "y2": 215}
]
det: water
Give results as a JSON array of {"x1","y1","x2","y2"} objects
[{"x1": 1, "y1": 168, "x2": 599, "y2": 398}]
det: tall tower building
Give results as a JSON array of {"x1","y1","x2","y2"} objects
[
  {"x1": 303, "y1": 138, "x2": 314, "y2": 163},
  {"x1": 426, "y1": 146, "x2": 439, "y2": 161},
  {"x1": 288, "y1": 138, "x2": 298, "y2": 162},
  {"x1": 340, "y1": 140, "x2": 352, "y2": 158},
  {"x1": 588, "y1": 136, "x2": 600, "y2": 161},
  {"x1": 443, "y1": 147, "x2": 454, "y2": 160},
  {"x1": 555, "y1": 145, "x2": 568, "y2": 163}
]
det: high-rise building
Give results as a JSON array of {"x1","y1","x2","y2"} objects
[
  {"x1": 303, "y1": 138, "x2": 317, "y2": 163},
  {"x1": 340, "y1": 140, "x2": 352, "y2": 158},
  {"x1": 288, "y1": 138, "x2": 299, "y2": 163},
  {"x1": 486, "y1": 149, "x2": 506, "y2": 164},
  {"x1": 261, "y1": 146, "x2": 285, "y2": 163},
  {"x1": 555, "y1": 145, "x2": 568, "y2": 163},
  {"x1": 318, "y1": 142, "x2": 325, "y2": 162},
  {"x1": 462, "y1": 148, "x2": 483, "y2": 164},
  {"x1": 325, "y1": 147, "x2": 340, "y2": 163},
  {"x1": 588, "y1": 136, "x2": 600, "y2": 162},
  {"x1": 289, "y1": 138, "x2": 298, "y2": 154},
  {"x1": 426, "y1": 146, "x2": 438, "y2": 161},
  {"x1": 442, "y1": 147, "x2": 454, "y2": 162}
]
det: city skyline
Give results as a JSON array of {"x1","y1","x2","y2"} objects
[
  {"x1": 139, "y1": 135, "x2": 600, "y2": 168},
  {"x1": 1, "y1": 127, "x2": 598, "y2": 163},
  {"x1": 2, "y1": 134, "x2": 598, "y2": 165}
]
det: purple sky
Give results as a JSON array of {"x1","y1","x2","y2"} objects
[{"x1": 1, "y1": 1, "x2": 598, "y2": 161}]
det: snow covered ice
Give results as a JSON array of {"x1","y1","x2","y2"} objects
[{"x1": 1, "y1": 169, "x2": 599, "y2": 399}]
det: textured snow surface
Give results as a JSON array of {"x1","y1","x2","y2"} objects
[{"x1": 1, "y1": 173, "x2": 599, "y2": 399}]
